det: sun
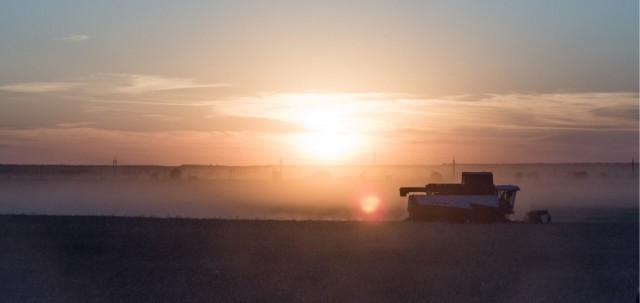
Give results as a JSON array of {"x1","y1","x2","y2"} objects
[{"x1": 292, "y1": 97, "x2": 364, "y2": 161}]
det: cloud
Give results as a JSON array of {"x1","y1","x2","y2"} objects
[
  {"x1": 0, "y1": 82, "x2": 80, "y2": 93},
  {"x1": 59, "y1": 34, "x2": 90, "y2": 42},
  {"x1": 0, "y1": 88, "x2": 301, "y2": 134},
  {"x1": 0, "y1": 74, "x2": 233, "y2": 98},
  {"x1": 214, "y1": 92, "x2": 408, "y2": 133},
  {"x1": 56, "y1": 122, "x2": 97, "y2": 128},
  {"x1": 114, "y1": 74, "x2": 234, "y2": 93},
  {"x1": 591, "y1": 105, "x2": 639, "y2": 121},
  {"x1": 0, "y1": 83, "x2": 637, "y2": 164}
]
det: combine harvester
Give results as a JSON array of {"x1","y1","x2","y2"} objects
[{"x1": 399, "y1": 172, "x2": 550, "y2": 223}]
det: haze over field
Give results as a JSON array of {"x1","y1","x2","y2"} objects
[
  {"x1": 1, "y1": 164, "x2": 637, "y2": 222},
  {"x1": 0, "y1": 1, "x2": 638, "y2": 165}
]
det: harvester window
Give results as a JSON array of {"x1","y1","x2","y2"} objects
[{"x1": 498, "y1": 190, "x2": 517, "y2": 213}]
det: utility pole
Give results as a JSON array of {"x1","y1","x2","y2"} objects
[{"x1": 452, "y1": 157, "x2": 456, "y2": 182}]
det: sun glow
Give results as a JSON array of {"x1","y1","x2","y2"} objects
[
  {"x1": 219, "y1": 93, "x2": 377, "y2": 163},
  {"x1": 291, "y1": 95, "x2": 365, "y2": 161},
  {"x1": 297, "y1": 132, "x2": 359, "y2": 159}
]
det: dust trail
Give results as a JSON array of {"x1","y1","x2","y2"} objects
[{"x1": 0, "y1": 164, "x2": 637, "y2": 222}]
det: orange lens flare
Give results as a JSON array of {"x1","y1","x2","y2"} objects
[
  {"x1": 360, "y1": 195, "x2": 380, "y2": 214},
  {"x1": 352, "y1": 192, "x2": 386, "y2": 221}
]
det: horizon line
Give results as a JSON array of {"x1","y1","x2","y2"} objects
[{"x1": 1, "y1": 161, "x2": 637, "y2": 167}]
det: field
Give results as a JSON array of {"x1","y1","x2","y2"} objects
[
  {"x1": 1, "y1": 215, "x2": 637, "y2": 303},
  {"x1": 1, "y1": 164, "x2": 638, "y2": 302}
]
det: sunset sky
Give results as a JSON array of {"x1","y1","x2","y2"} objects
[{"x1": 1, "y1": 1, "x2": 638, "y2": 165}]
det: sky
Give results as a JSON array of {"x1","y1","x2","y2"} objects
[{"x1": 0, "y1": 0, "x2": 638, "y2": 165}]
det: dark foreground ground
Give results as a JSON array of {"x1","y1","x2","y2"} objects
[{"x1": 0, "y1": 215, "x2": 637, "y2": 303}]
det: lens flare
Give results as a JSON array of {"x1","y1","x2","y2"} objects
[
  {"x1": 360, "y1": 195, "x2": 380, "y2": 214},
  {"x1": 353, "y1": 191, "x2": 386, "y2": 222},
  {"x1": 351, "y1": 186, "x2": 387, "y2": 221}
]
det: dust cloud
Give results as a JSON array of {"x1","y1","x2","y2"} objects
[{"x1": 0, "y1": 163, "x2": 637, "y2": 222}]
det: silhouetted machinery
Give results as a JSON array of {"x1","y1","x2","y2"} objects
[{"x1": 399, "y1": 172, "x2": 550, "y2": 223}]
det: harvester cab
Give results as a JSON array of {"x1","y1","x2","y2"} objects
[{"x1": 496, "y1": 185, "x2": 520, "y2": 214}]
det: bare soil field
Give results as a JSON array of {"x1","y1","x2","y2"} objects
[{"x1": 0, "y1": 215, "x2": 637, "y2": 302}]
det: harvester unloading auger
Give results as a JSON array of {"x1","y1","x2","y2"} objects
[{"x1": 399, "y1": 172, "x2": 550, "y2": 223}]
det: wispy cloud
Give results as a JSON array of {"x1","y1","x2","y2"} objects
[
  {"x1": 56, "y1": 122, "x2": 97, "y2": 128},
  {"x1": 0, "y1": 74, "x2": 232, "y2": 97},
  {"x1": 0, "y1": 82, "x2": 80, "y2": 93},
  {"x1": 59, "y1": 34, "x2": 90, "y2": 42},
  {"x1": 114, "y1": 74, "x2": 234, "y2": 93},
  {"x1": 215, "y1": 92, "x2": 405, "y2": 133}
]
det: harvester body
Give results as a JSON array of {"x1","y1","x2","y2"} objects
[{"x1": 400, "y1": 172, "x2": 520, "y2": 222}]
